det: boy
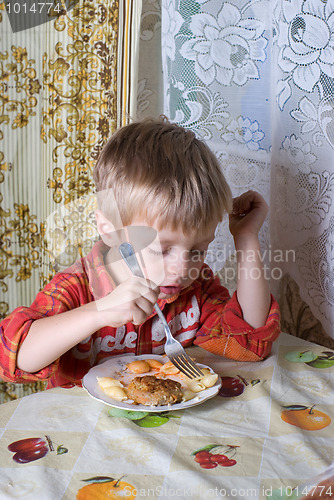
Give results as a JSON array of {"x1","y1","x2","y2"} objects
[{"x1": 0, "y1": 118, "x2": 280, "y2": 388}]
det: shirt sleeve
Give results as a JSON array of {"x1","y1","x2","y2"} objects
[
  {"x1": 193, "y1": 267, "x2": 281, "y2": 361},
  {"x1": 0, "y1": 272, "x2": 91, "y2": 383}
]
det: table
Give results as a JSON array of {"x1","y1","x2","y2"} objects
[{"x1": 0, "y1": 333, "x2": 334, "y2": 500}]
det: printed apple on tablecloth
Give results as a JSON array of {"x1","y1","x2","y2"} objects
[{"x1": 284, "y1": 350, "x2": 334, "y2": 369}]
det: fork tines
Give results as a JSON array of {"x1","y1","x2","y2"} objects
[{"x1": 171, "y1": 354, "x2": 204, "y2": 379}]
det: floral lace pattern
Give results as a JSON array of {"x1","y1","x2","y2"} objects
[{"x1": 161, "y1": 0, "x2": 334, "y2": 339}]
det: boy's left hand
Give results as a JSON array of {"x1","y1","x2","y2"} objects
[{"x1": 229, "y1": 190, "x2": 268, "y2": 239}]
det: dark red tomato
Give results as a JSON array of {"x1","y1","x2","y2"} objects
[
  {"x1": 200, "y1": 462, "x2": 218, "y2": 469},
  {"x1": 8, "y1": 437, "x2": 47, "y2": 453},
  {"x1": 218, "y1": 377, "x2": 245, "y2": 397},
  {"x1": 13, "y1": 445, "x2": 49, "y2": 463}
]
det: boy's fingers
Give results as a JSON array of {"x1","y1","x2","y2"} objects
[
  {"x1": 232, "y1": 197, "x2": 249, "y2": 215},
  {"x1": 135, "y1": 278, "x2": 159, "y2": 301},
  {"x1": 140, "y1": 288, "x2": 159, "y2": 306},
  {"x1": 132, "y1": 276, "x2": 159, "y2": 293},
  {"x1": 122, "y1": 278, "x2": 159, "y2": 310},
  {"x1": 144, "y1": 278, "x2": 160, "y2": 293},
  {"x1": 134, "y1": 297, "x2": 156, "y2": 316},
  {"x1": 232, "y1": 190, "x2": 267, "y2": 215},
  {"x1": 95, "y1": 276, "x2": 159, "y2": 313}
]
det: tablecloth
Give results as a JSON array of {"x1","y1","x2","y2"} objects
[{"x1": 0, "y1": 332, "x2": 334, "y2": 500}]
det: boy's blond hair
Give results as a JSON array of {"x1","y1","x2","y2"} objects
[{"x1": 93, "y1": 117, "x2": 232, "y2": 233}]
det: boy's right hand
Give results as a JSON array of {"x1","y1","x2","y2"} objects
[{"x1": 96, "y1": 277, "x2": 160, "y2": 328}]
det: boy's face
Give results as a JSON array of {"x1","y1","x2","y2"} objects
[
  {"x1": 98, "y1": 212, "x2": 218, "y2": 300},
  {"x1": 137, "y1": 218, "x2": 218, "y2": 299}
]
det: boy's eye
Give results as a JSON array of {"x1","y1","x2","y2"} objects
[
  {"x1": 148, "y1": 247, "x2": 170, "y2": 256},
  {"x1": 147, "y1": 247, "x2": 205, "y2": 258},
  {"x1": 148, "y1": 248, "x2": 162, "y2": 256}
]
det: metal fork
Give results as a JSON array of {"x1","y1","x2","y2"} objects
[{"x1": 119, "y1": 242, "x2": 204, "y2": 379}]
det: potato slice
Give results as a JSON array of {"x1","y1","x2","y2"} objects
[
  {"x1": 102, "y1": 386, "x2": 128, "y2": 401},
  {"x1": 97, "y1": 377, "x2": 123, "y2": 390}
]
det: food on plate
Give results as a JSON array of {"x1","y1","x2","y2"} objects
[
  {"x1": 184, "y1": 369, "x2": 218, "y2": 392},
  {"x1": 126, "y1": 375, "x2": 183, "y2": 406},
  {"x1": 200, "y1": 372, "x2": 219, "y2": 388},
  {"x1": 97, "y1": 377, "x2": 127, "y2": 401},
  {"x1": 102, "y1": 386, "x2": 128, "y2": 401},
  {"x1": 96, "y1": 377, "x2": 123, "y2": 389},
  {"x1": 182, "y1": 389, "x2": 197, "y2": 401},
  {"x1": 145, "y1": 358, "x2": 163, "y2": 370},
  {"x1": 95, "y1": 356, "x2": 220, "y2": 406},
  {"x1": 127, "y1": 360, "x2": 151, "y2": 373},
  {"x1": 159, "y1": 360, "x2": 180, "y2": 375},
  {"x1": 186, "y1": 379, "x2": 207, "y2": 393}
]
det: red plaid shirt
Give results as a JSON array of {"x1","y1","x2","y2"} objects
[{"x1": 0, "y1": 241, "x2": 280, "y2": 388}]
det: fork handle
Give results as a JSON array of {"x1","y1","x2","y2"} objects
[{"x1": 119, "y1": 242, "x2": 145, "y2": 279}]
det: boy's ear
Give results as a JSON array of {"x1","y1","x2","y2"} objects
[{"x1": 95, "y1": 210, "x2": 116, "y2": 245}]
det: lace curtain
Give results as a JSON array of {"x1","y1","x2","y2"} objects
[{"x1": 155, "y1": 0, "x2": 334, "y2": 345}]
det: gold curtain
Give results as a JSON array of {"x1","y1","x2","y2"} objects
[{"x1": 0, "y1": 0, "x2": 142, "y2": 402}]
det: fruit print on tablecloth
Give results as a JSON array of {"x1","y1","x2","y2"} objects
[
  {"x1": 0, "y1": 430, "x2": 87, "y2": 470},
  {"x1": 64, "y1": 472, "x2": 165, "y2": 500},
  {"x1": 192, "y1": 444, "x2": 238, "y2": 469},
  {"x1": 95, "y1": 406, "x2": 184, "y2": 435},
  {"x1": 169, "y1": 436, "x2": 264, "y2": 476},
  {"x1": 268, "y1": 403, "x2": 334, "y2": 437},
  {"x1": 107, "y1": 407, "x2": 181, "y2": 428},
  {"x1": 279, "y1": 346, "x2": 334, "y2": 372},
  {"x1": 285, "y1": 349, "x2": 334, "y2": 369},
  {"x1": 216, "y1": 366, "x2": 274, "y2": 401},
  {"x1": 281, "y1": 405, "x2": 331, "y2": 431},
  {"x1": 7, "y1": 436, "x2": 67, "y2": 464},
  {"x1": 76, "y1": 476, "x2": 136, "y2": 500}
]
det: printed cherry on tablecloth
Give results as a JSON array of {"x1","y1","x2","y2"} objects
[{"x1": 191, "y1": 444, "x2": 239, "y2": 469}]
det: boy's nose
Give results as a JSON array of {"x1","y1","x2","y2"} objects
[{"x1": 171, "y1": 252, "x2": 190, "y2": 279}]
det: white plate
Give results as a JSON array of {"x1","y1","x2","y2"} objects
[{"x1": 82, "y1": 354, "x2": 222, "y2": 412}]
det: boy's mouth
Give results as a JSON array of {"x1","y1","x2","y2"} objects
[{"x1": 159, "y1": 285, "x2": 182, "y2": 295}]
